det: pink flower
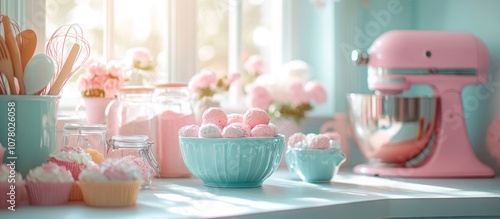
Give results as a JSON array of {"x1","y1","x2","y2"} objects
[
  {"x1": 305, "y1": 81, "x2": 327, "y2": 104},
  {"x1": 127, "y1": 47, "x2": 152, "y2": 69},
  {"x1": 244, "y1": 55, "x2": 265, "y2": 75},
  {"x1": 246, "y1": 84, "x2": 271, "y2": 110},
  {"x1": 107, "y1": 60, "x2": 125, "y2": 78},
  {"x1": 87, "y1": 61, "x2": 106, "y2": 77},
  {"x1": 79, "y1": 59, "x2": 126, "y2": 97},
  {"x1": 103, "y1": 79, "x2": 122, "y2": 98},
  {"x1": 288, "y1": 80, "x2": 309, "y2": 106},
  {"x1": 188, "y1": 69, "x2": 217, "y2": 94},
  {"x1": 91, "y1": 75, "x2": 107, "y2": 90},
  {"x1": 77, "y1": 74, "x2": 91, "y2": 91}
]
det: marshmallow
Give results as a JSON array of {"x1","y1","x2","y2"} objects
[
  {"x1": 309, "y1": 134, "x2": 331, "y2": 149},
  {"x1": 202, "y1": 107, "x2": 227, "y2": 129},
  {"x1": 199, "y1": 124, "x2": 222, "y2": 138},
  {"x1": 251, "y1": 124, "x2": 276, "y2": 137},
  {"x1": 288, "y1": 133, "x2": 307, "y2": 148},
  {"x1": 244, "y1": 108, "x2": 270, "y2": 129},
  {"x1": 179, "y1": 125, "x2": 200, "y2": 137},
  {"x1": 227, "y1": 113, "x2": 244, "y2": 125}
]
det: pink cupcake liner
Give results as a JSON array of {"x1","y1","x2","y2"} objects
[
  {"x1": 0, "y1": 182, "x2": 25, "y2": 209},
  {"x1": 26, "y1": 181, "x2": 73, "y2": 206},
  {"x1": 47, "y1": 158, "x2": 85, "y2": 180}
]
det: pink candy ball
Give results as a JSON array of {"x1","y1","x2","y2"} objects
[
  {"x1": 199, "y1": 124, "x2": 222, "y2": 138},
  {"x1": 179, "y1": 125, "x2": 200, "y2": 137},
  {"x1": 244, "y1": 108, "x2": 270, "y2": 129},
  {"x1": 288, "y1": 133, "x2": 307, "y2": 147},
  {"x1": 268, "y1": 123, "x2": 278, "y2": 135},
  {"x1": 309, "y1": 134, "x2": 331, "y2": 149},
  {"x1": 222, "y1": 123, "x2": 251, "y2": 138},
  {"x1": 251, "y1": 124, "x2": 276, "y2": 137},
  {"x1": 227, "y1": 113, "x2": 244, "y2": 125},
  {"x1": 202, "y1": 107, "x2": 228, "y2": 129}
]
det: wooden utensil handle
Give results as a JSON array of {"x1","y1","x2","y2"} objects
[
  {"x1": 48, "y1": 43, "x2": 80, "y2": 95},
  {"x1": 2, "y1": 16, "x2": 25, "y2": 95}
]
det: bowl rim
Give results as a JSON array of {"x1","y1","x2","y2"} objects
[
  {"x1": 347, "y1": 93, "x2": 436, "y2": 100},
  {"x1": 179, "y1": 134, "x2": 285, "y2": 141},
  {"x1": 286, "y1": 147, "x2": 343, "y2": 152}
]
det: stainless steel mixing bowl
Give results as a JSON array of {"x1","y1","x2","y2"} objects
[{"x1": 347, "y1": 94, "x2": 437, "y2": 165}]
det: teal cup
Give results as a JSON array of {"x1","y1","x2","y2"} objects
[
  {"x1": 0, "y1": 95, "x2": 59, "y2": 177},
  {"x1": 286, "y1": 148, "x2": 346, "y2": 183}
]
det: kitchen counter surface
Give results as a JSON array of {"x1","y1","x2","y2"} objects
[{"x1": 2, "y1": 168, "x2": 500, "y2": 219}]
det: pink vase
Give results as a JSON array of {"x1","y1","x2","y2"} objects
[{"x1": 82, "y1": 97, "x2": 114, "y2": 124}]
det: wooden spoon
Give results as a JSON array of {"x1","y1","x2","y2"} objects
[
  {"x1": 16, "y1": 29, "x2": 37, "y2": 72},
  {"x1": 48, "y1": 43, "x2": 80, "y2": 95},
  {"x1": 2, "y1": 16, "x2": 25, "y2": 95}
]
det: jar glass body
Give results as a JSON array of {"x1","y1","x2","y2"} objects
[
  {"x1": 106, "y1": 135, "x2": 159, "y2": 189},
  {"x1": 62, "y1": 123, "x2": 107, "y2": 155},
  {"x1": 154, "y1": 84, "x2": 196, "y2": 178},
  {"x1": 106, "y1": 88, "x2": 157, "y2": 151}
]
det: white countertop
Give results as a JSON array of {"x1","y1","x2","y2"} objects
[{"x1": 2, "y1": 168, "x2": 500, "y2": 219}]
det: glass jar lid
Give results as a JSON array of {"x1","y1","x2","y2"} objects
[
  {"x1": 119, "y1": 86, "x2": 155, "y2": 94},
  {"x1": 107, "y1": 135, "x2": 160, "y2": 176},
  {"x1": 108, "y1": 135, "x2": 151, "y2": 149},
  {"x1": 63, "y1": 123, "x2": 107, "y2": 131}
]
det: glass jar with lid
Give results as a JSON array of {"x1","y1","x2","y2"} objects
[
  {"x1": 154, "y1": 83, "x2": 196, "y2": 178},
  {"x1": 62, "y1": 123, "x2": 107, "y2": 155},
  {"x1": 106, "y1": 135, "x2": 160, "y2": 189},
  {"x1": 106, "y1": 86, "x2": 157, "y2": 151}
]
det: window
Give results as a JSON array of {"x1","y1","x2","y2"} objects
[
  {"x1": 1, "y1": 0, "x2": 292, "y2": 113},
  {"x1": 43, "y1": 0, "x2": 285, "y2": 113}
]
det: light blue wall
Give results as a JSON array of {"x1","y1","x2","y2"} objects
[
  {"x1": 296, "y1": 0, "x2": 500, "y2": 171},
  {"x1": 288, "y1": 0, "x2": 335, "y2": 117}
]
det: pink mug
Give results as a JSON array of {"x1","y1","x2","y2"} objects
[{"x1": 320, "y1": 113, "x2": 350, "y2": 168}]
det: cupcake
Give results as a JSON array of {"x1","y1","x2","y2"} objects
[
  {"x1": 85, "y1": 148, "x2": 105, "y2": 165},
  {"x1": 25, "y1": 163, "x2": 74, "y2": 206},
  {"x1": 0, "y1": 164, "x2": 25, "y2": 209},
  {"x1": 47, "y1": 145, "x2": 96, "y2": 180},
  {"x1": 77, "y1": 158, "x2": 142, "y2": 207}
]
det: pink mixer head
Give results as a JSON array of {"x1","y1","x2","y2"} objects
[{"x1": 352, "y1": 30, "x2": 491, "y2": 94}]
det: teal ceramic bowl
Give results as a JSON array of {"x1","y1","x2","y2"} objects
[
  {"x1": 179, "y1": 135, "x2": 285, "y2": 188},
  {"x1": 286, "y1": 148, "x2": 346, "y2": 183}
]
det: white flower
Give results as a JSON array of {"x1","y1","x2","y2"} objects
[{"x1": 280, "y1": 60, "x2": 310, "y2": 82}]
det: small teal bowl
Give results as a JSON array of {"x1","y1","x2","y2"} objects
[
  {"x1": 179, "y1": 135, "x2": 285, "y2": 188},
  {"x1": 286, "y1": 148, "x2": 345, "y2": 183}
]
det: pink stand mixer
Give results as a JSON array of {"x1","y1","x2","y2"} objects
[{"x1": 349, "y1": 30, "x2": 495, "y2": 178}]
